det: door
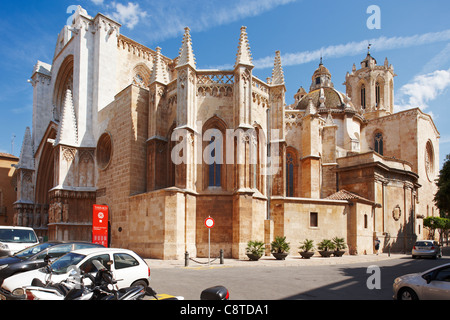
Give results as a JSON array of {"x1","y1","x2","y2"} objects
[
  {"x1": 422, "y1": 266, "x2": 450, "y2": 300},
  {"x1": 111, "y1": 252, "x2": 143, "y2": 287}
]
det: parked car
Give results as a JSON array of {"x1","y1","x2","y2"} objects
[
  {"x1": 0, "y1": 247, "x2": 151, "y2": 300},
  {"x1": 412, "y1": 240, "x2": 442, "y2": 259},
  {"x1": 0, "y1": 241, "x2": 104, "y2": 285},
  {"x1": 0, "y1": 226, "x2": 39, "y2": 258},
  {"x1": 393, "y1": 263, "x2": 450, "y2": 300}
]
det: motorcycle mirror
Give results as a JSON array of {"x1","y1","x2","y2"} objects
[
  {"x1": 145, "y1": 287, "x2": 158, "y2": 299},
  {"x1": 92, "y1": 260, "x2": 105, "y2": 270},
  {"x1": 200, "y1": 286, "x2": 229, "y2": 300}
]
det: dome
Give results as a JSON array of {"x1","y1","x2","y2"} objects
[
  {"x1": 310, "y1": 60, "x2": 333, "y2": 91},
  {"x1": 312, "y1": 63, "x2": 331, "y2": 79},
  {"x1": 296, "y1": 87, "x2": 344, "y2": 111}
]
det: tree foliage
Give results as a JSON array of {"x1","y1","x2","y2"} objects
[
  {"x1": 434, "y1": 154, "x2": 450, "y2": 217},
  {"x1": 423, "y1": 216, "x2": 450, "y2": 242}
]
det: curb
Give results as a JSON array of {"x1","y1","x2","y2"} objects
[{"x1": 146, "y1": 253, "x2": 412, "y2": 269}]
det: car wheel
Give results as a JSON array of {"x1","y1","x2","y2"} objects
[
  {"x1": 398, "y1": 287, "x2": 418, "y2": 300},
  {"x1": 131, "y1": 280, "x2": 148, "y2": 289}
]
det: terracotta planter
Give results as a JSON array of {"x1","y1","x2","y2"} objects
[
  {"x1": 272, "y1": 252, "x2": 289, "y2": 260},
  {"x1": 299, "y1": 251, "x2": 315, "y2": 259},
  {"x1": 333, "y1": 250, "x2": 346, "y2": 257},
  {"x1": 246, "y1": 253, "x2": 262, "y2": 261},
  {"x1": 319, "y1": 250, "x2": 333, "y2": 257}
]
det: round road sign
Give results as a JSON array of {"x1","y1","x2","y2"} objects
[{"x1": 204, "y1": 217, "x2": 215, "y2": 228}]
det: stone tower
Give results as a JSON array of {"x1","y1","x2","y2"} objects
[{"x1": 343, "y1": 48, "x2": 396, "y2": 120}]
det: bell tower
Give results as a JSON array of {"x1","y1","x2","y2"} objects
[{"x1": 344, "y1": 47, "x2": 396, "y2": 118}]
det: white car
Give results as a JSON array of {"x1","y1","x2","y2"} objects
[
  {"x1": 393, "y1": 263, "x2": 450, "y2": 300},
  {"x1": 0, "y1": 226, "x2": 39, "y2": 257},
  {"x1": 0, "y1": 247, "x2": 150, "y2": 300}
]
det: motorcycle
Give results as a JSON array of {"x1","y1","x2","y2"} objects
[
  {"x1": 24, "y1": 259, "x2": 229, "y2": 301},
  {"x1": 24, "y1": 260, "x2": 147, "y2": 300}
]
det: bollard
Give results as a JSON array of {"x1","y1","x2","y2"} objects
[
  {"x1": 220, "y1": 249, "x2": 224, "y2": 264},
  {"x1": 185, "y1": 251, "x2": 189, "y2": 267}
]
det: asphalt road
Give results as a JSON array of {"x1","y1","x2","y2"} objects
[{"x1": 148, "y1": 255, "x2": 450, "y2": 300}]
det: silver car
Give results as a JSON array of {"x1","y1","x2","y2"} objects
[
  {"x1": 393, "y1": 263, "x2": 450, "y2": 300},
  {"x1": 412, "y1": 240, "x2": 442, "y2": 259}
]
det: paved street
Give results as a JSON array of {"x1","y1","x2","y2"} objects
[{"x1": 145, "y1": 248, "x2": 450, "y2": 300}]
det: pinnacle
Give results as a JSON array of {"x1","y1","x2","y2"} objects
[
  {"x1": 271, "y1": 50, "x2": 285, "y2": 85},
  {"x1": 235, "y1": 26, "x2": 253, "y2": 68},
  {"x1": 56, "y1": 88, "x2": 78, "y2": 146},
  {"x1": 17, "y1": 127, "x2": 34, "y2": 170},
  {"x1": 178, "y1": 27, "x2": 196, "y2": 69},
  {"x1": 150, "y1": 47, "x2": 169, "y2": 84}
]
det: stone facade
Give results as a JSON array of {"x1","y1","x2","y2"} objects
[
  {"x1": 0, "y1": 153, "x2": 19, "y2": 226},
  {"x1": 13, "y1": 6, "x2": 440, "y2": 259}
]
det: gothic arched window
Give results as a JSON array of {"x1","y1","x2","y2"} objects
[
  {"x1": 360, "y1": 84, "x2": 366, "y2": 109},
  {"x1": 374, "y1": 132, "x2": 383, "y2": 155},
  {"x1": 286, "y1": 151, "x2": 295, "y2": 197},
  {"x1": 202, "y1": 117, "x2": 228, "y2": 190},
  {"x1": 425, "y1": 140, "x2": 435, "y2": 181},
  {"x1": 375, "y1": 82, "x2": 380, "y2": 107},
  {"x1": 207, "y1": 137, "x2": 222, "y2": 187}
]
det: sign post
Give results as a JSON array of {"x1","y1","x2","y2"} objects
[
  {"x1": 204, "y1": 216, "x2": 215, "y2": 266},
  {"x1": 93, "y1": 204, "x2": 109, "y2": 247}
]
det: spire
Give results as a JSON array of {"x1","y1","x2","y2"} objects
[
  {"x1": 178, "y1": 27, "x2": 196, "y2": 69},
  {"x1": 235, "y1": 26, "x2": 253, "y2": 68},
  {"x1": 325, "y1": 110, "x2": 336, "y2": 126},
  {"x1": 150, "y1": 47, "x2": 169, "y2": 84},
  {"x1": 17, "y1": 127, "x2": 34, "y2": 170},
  {"x1": 319, "y1": 88, "x2": 326, "y2": 109},
  {"x1": 305, "y1": 96, "x2": 316, "y2": 116},
  {"x1": 271, "y1": 50, "x2": 285, "y2": 85},
  {"x1": 55, "y1": 89, "x2": 78, "y2": 147}
]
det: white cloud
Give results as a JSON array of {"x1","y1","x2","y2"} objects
[
  {"x1": 394, "y1": 68, "x2": 450, "y2": 113},
  {"x1": 238, "y1": 29, "x2": 450, "y2": 70},
  {"x1": 137, "y1": 0, "x2": 298, "y2": 42},
  {"x1": 107, "y1": 2, "x2": 148, "y2": 30},
  {"x1": 91, "y1": 0, "x2": 104, "y2": 5}
]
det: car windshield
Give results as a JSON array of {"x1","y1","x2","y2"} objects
[
  {"x1": 45, "y1": 252, "x2": 86, "y2": 275},
  {"x1": 13, "y1": 242, "x2": 55, "y2": 259},
  {"x1": 415, "y1": 241, "x2": 433, "y2": 247},
  {"x1": 0, "y1": 228, "x2": 38, "y2": 243}
]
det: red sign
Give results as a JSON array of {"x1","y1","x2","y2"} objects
[
  {"x1": 204, "y1": 217, "x2": 215, "y2": 229},
  {"x1": 93, "y1": 204, "x2": 108, "y2": 247}
]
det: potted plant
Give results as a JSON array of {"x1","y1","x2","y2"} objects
[
  {"x1": 245, "y1": 240, "x2": 265, "y2": 261},
  {"x1": 298, "y1": 239, "x2": 315, "y2": 259},
  {"x1": 332, "y1": 237, "x2": 347, "y2": 257},
  {"x1": 318, "y1": 239, "x2": 335, "y2": 257},
  {"x1": 271, "y1": 236, "x2": 290, "y2": 260}
]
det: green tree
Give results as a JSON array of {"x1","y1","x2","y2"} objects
[
  {"x1": 434, "y1": 154, "x2": 450, "y2": 217},
  {"x1": 424, "y1": 216, "x2": 450, "y2": 244}
]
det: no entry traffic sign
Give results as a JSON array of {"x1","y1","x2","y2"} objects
[
  {"x1": 204, "y1": 217, "x2": 215, "y2": 228},
  {"x1": 204, "y1": 216, "x2": 215, "y2": 266}
]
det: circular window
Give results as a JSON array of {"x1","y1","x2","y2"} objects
[
  {"x1": 425, "y1": 141, "x2": 434, "y2": 181},
  {"x1": 97, "y1": 133, "x2": 112, "y2": 170}
]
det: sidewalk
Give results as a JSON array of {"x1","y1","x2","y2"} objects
[{"x1": 145, "y1": 252, "x2": 411, "y2": 269}]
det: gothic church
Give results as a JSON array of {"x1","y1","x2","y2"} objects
[{"x1": 13, "y1": 6, "x2": 440, "y2": 259}]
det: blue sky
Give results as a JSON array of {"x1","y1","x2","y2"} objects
[{"x1": 1, "y1": 0, "x2": 450, "y2": 168}]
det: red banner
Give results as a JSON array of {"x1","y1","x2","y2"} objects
[{"x1": 93, "y1": 204, "x2": 108, "y2": 247}]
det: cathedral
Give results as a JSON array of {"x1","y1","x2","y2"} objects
[{"x1": 13, "y1": 6, "x2": 440, "y2": 259}]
